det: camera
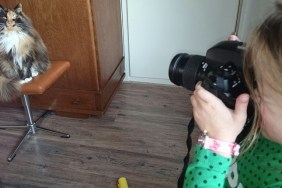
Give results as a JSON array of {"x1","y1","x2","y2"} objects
[
  {"x1": 169, "y1": 40, "x2": 247, "y2": 109},
  {"x1": 174, "y1": 41, "x2": 253, "y2": 188}
]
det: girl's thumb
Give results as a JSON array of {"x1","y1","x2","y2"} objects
[{"x1": 234, "y1": 94, "x2": 250, "y2": 118}]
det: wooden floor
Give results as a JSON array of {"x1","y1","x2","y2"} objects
[{"x1": 0, "y1": 82, "x2": 199, "y2": 188}]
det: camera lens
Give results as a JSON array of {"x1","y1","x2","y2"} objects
[
  {"x1": 169, "y1": 53, "x2": 190, "y2": 86},
  {"x1": 169, "y1": 54, "x2": 205, "y2": 90}
]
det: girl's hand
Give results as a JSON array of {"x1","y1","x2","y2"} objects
[{"x1": 190, "y1": 82, "x2": 250, "y2": 143}]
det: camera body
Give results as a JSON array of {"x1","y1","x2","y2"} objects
[{"x1": 169, "y1": 40, "x2": 247, "y2": 109}]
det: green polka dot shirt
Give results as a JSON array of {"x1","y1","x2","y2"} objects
[{"x1": 183, "y1": 134, "x2": 282, "y2": 187}]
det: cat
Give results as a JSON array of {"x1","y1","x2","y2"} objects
[{"x1": 0, "y1": 3, "x2": 50, "y2": 102}]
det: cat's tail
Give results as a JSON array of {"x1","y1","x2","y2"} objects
[{"x1": 0, "y1": 76, "x2": 21, "y2": 102}]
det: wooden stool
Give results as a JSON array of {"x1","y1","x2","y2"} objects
[{"x1": 0, "y1": 61, "x2": 71, "y2": 162}]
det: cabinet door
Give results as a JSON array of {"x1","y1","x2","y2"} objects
[
  {"x1": 123, "y1": 0, "x2": 238, "y2": 84},
  {"x1": 0, "y1": 0, "x2": 99, "y2": 90}
]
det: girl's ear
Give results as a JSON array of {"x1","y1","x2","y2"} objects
[
  {"x1": 254, "y1": 89, "x2": 262, "y2": 104},
  {"x1": 14, "y1": 3, "x2": 22, "y2": 14}
]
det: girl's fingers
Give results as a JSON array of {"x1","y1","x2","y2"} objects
[{"x1": 195, "y1": 83, "x2": 219, "y2": 103}]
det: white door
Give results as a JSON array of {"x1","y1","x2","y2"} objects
[{"x1": 122, "y1": 0, "x2": 239, "y2": 84}]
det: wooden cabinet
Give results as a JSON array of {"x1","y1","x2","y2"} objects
[{"x1": 0, "y1": 0, "x2": 125, "y2": 118}]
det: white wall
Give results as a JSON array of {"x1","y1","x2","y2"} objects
[
  {"x1": 121, "y1": 0, "x2": 281, "y2": 85},
  {"x1": 238, "y1": 0, "x2": 282, "y2": 41}
]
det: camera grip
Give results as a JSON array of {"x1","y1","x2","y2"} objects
[{"x1": 201, "y1": 79, "x2": 236, "y2": 109}]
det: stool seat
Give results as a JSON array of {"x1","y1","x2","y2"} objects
[{"x1": 22, "y1": 61, "x2": 70, "y2": 95}]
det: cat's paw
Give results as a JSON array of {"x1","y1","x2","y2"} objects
[
  {"x1": 19, "y1": 77, "x2": 32, "y2": 84},
  {"x1": 31, "y1": 69, "x2": 39, "y2": 77}
]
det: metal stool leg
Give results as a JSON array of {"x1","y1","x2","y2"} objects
[
  {"x1": 7, "y1": 128, "x2": 31, "y2": 162},
  {"x1": 34, "y1": 110, "x2": 70, "y2": 138},
  {"x1": 36, "y1": 126, "x2": 70, "y2": 138},
  {"x1": 22, "y1": 95, "x2": 36, "y2": 134},
  {"x1": 0, "y1": 94, "x2": 70, "y2": 162}
]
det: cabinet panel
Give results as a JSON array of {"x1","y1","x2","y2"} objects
[
  {"x1": 92, "y1": 0, "x2": 124, "y2": 88},
  {"x1": 30, "y1": 89, "x2": 96, "y2": 112}
]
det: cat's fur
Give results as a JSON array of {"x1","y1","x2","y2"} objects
[{"x1": 0, "y1": 3, "x2": 50, "y2": 101}]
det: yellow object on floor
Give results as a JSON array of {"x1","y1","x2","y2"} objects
[{"x1": 118, "y1": 177, "x2": 129, "y2": 188}]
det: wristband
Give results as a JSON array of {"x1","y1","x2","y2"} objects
[{"x1": 197, "y1": 130, "x2": 240, "y2": 156}]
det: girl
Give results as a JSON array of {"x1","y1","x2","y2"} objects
[{"x1": 184, "y1": 3, "x2": 282, "y2": 187}]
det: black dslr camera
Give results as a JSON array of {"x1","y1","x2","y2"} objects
[
  {"x1": 172, "y1": 41, "x2": 253, "y2": 188},
  {"x1": 169, "y1": 40, "x2": 247, "y2": 109}
]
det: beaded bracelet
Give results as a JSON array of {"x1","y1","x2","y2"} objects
[{"x1": 197, "y1": 130, "x2": 240, "y2": 156}]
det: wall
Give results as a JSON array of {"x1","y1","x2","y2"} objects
[{"x1": 239, "y1": 0, "x2": 282, "y2": 41}]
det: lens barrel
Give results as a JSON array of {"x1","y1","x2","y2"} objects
[
  {"x1": 169, "y1": 53, "x2": 190, "y2": 86},
  {"x1": 169, "y1": 54, "x2": 205, "y2": 90}
]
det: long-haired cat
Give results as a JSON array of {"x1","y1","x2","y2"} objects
[{"x1": 0, "y1": 3, "x2": 50, "y2": 101}]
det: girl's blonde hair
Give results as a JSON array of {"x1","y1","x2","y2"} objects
[{"x1": 241, "y1": 3, "x2": 282, "y2": 151}]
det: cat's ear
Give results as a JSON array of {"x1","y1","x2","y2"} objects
[
  {"x1": 0, "y1": 5, "x2": 6, "y2": 15},
  {"x1": 0, "y1": 5, "x2": 6, "y2": 11},
  {"x1": 13, "y1": 3, "x2": 22, "y2": 14}
]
